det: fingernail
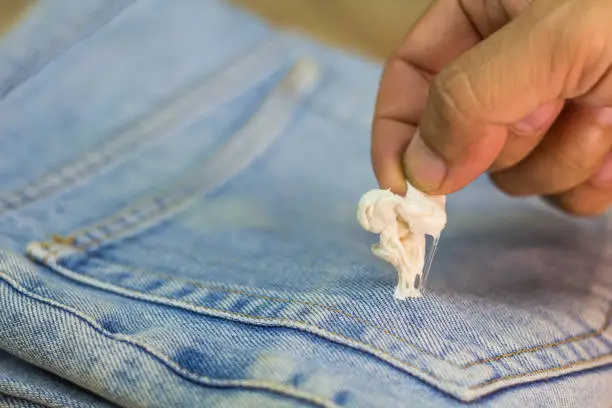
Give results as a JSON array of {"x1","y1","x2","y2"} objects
[
  {"x1": 596, "y1": 107, "x2": 612, "y2": 126},
  {"x1": 512, "y1": 102, "x2": 558, "y2": 134},
  {"x1": 590, "y1": 151, "x2": 612, "y2": 186},
  {"x1": 403, "y1": 129, "x2": 447, "y2": 192}
]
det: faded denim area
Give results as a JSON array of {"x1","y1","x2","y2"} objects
[{"x1": 0, "y1": 1, "x2": 611, "y2": 407}]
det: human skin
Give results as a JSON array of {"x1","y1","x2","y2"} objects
[{"x1": 371, "y1": 0, "x2": 612, "y2": 216}]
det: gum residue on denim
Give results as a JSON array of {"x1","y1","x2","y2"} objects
[{"x1": 357, "y1": 182, "x2": 447, "y2": 299}]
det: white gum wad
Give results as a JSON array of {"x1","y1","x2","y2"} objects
[{"x1": 357, "y1": 182, "x2": 447, "y2": 299}]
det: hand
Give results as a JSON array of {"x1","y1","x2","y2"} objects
[{"x1": 371, "y1": 0, "x2": 612, "y2": 216}]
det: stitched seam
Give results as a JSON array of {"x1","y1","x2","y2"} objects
[
  {"x1": 23, "y1": 252, "x2": 612, "y2": 392},
  {"x1": 0, "y1": 35, "x2": 284, "y2": 216},
  {"x1": 74, "y1": 194, "x2": 196, "y2": 251},
  {"x1": 0, "y1": 106, "x2": 182, "y2": 215},
  {"x1": 45, "y1": 247, "x2": 612, "y2": 370},
  {"x1": 56, "y1": 62, "x2": 312, "y2": 251},
  {"x1": 15, "y1": 258, "x2": 612, "y2": 393},
  {"x1": 45, "y1": 186, "x2": 612, "y2": 368},
  {"x1": 49, "y1": 207, "x2": 600, "y2": 368},
  {"x1": 0, "y1": 51, "x2": 355, "y2": 223},
  {"x1": 0, "y1": 268, "x2": 450, "y2": 388},
  {"x1": 465, "y1": 307, "x2": 611, "y2": 367},
  {"x1": 91, "y1": 242, "x2": 612, "y2": 364},
  {"x1": 470, "y1": 351, "x2": 612, "y2": 389},
  {"x1": 1, "y1": 0, "x2": 139, "y2": 100},
  {"x1": 0, "y1": 272, "x2": 338, "y2": 408},
  {"x1": 69, "y1": 253, "x2": 463, "y2": 368}
]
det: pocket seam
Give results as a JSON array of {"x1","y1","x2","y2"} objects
[
  {"x1": 472, "y1": 351, "x2": 612, "y2": 389},
  {"x1": 19, "y1": 244, "x2": 612, "y2": 401},
  {"x1": 24, "y1": 186, "x2": 612, "y2": 401},
  {"x1": 35, "y1": 244, "x2": 612, "y2": 372},
  {"x1": 5, "y1": 260, "x2": 453, "y2": 386},
  {"x1": 24, "y1": 244, "x2": 612, "y2": 398},
  {"x1": 0, "y1": 271, "x2": 339, "y2": 408},
  {"x1": 0, "y1": 35, "x2": 288, "y2": 216},
  {"x1": 46, "y1": 58, "x2": 319, "y2": 254}
]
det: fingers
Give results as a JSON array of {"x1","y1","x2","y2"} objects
[
  {"x1": 404, "y1": 0, "x2": 612, "y2": 194},
  {"x1": 546, "y1": 185, "x2": 612, "y2": 216},
  {"x1": 372, "y1": 0, "x2": 484, "y2": 194},
  {"x1": 491, "y1": 104, "x2": 612, "y2": 196},
  {"x1": 371, "y1": 60, "x2": 430, "y2": 194},
  {"x1": 372, "y1": 0, "x2": 537, "y2": 194},
  {"x1": 490, "y1": 101, "x2": 565, "y2": 171},
  {"x1": 545, "y1": 143, "x2": 612, "y2": 216},
  {"x1": 545, "y1": 175, "x2": 612, "y2": 218}
]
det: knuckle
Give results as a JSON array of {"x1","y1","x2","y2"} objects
[
  {"x1": 432, "y1": 64, "x2": 480, "y2": 124},
  {"x1": 564, "y1": 33, "x2": 610, "y2": 98},
  {"x1": 575, "y1": 67, "x2": 612, "y2": 107},
  {"x1": 424, "y1": 65, "x2": 485, "y2": 163},
  {"x1": 382, "y1": 50, "x2": 405, "y2": 74},
  {"x1": 547, "y1": 1, "x2": 612, "y2": 98}
]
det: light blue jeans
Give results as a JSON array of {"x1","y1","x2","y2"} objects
[{"x1": 0, "y1": 1, "x2": 611, "y2": 407}]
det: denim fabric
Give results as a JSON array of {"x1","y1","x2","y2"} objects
[
  {"x1": 0, "y1": 1, "x2": 611, "y2": 407},
  {"x1": 0, "y1": 350, "x2": 117, "y2": 408}
]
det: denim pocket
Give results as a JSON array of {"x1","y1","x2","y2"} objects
[{"x1": 22, "y1": 92, "x2": 612, "y2": 403}]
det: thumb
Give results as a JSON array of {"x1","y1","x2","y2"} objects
[{"x1": 403, "y1": 0, "x2": 612, "y2": 194}]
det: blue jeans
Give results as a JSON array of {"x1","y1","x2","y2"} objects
[{"x1": 0, "y1": 1, "x2": 610, "y2": 407}]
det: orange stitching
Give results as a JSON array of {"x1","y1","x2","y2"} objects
[
  {"x1": 51, "y1": 235, "x2": 76, "y2": 246},
  {"x1": 48, "y1": 196, "x2": 612, "y2": 370}
]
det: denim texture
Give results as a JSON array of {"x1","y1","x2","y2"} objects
[{"x1": 0, "y1": 1, "x2": 611, "y2": 407}]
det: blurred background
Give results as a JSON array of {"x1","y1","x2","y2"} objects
[
  {"x1": 0, "y1": 0, "x2": 432, "y2": 59},
  {"x1": 0, "y1": 0, "x2": 33, "y2": 36}
]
